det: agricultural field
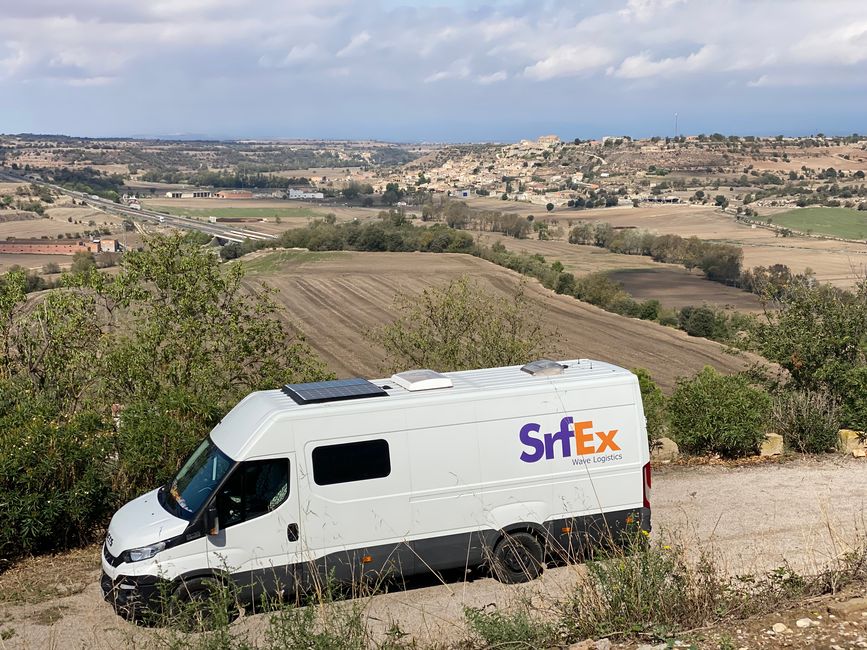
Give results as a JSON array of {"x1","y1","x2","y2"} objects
[
  {"x1": 607, "y1": 268, "x2": 763, "y2": 312},
  {"x1": 245, "y1": 250, "x2": 757, "y2": 391},
  {"x1": 0, "y1": 253, "x2": 73, "y2": 272},
  {"x1": 142, "y1": 199, "x2": 383, "y2": 235},
  {"x1": 145, "y1": 203, "x2": 324, "y2": 221},
  {"x1": 764, "y1": 206, "x2": 867, "y2": 240},
  {"x1": 467, "y1": 200, "x2": 867, "y2": 287}
]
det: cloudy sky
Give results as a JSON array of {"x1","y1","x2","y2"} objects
[{"x1": 2, "y1": 0, "x2": 866, "y2": 141}]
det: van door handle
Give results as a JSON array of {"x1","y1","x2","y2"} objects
[{"x1": 287, "y1": 523, "x2": 299, "y2": 542}]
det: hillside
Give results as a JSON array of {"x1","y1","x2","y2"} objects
[{"x1": 244, "y1": 250, "x2": 757, "y2": 391}]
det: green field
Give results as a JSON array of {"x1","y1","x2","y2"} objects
[
  {"x1": 145, "y1": 204, "x2": 325, "y2": 220},
  {"x1": 767, "y1": 207, "x2": 867, "y2": 239},
  {"x1": 242, "y1": 250, "x2": 343, "y2": 274}
]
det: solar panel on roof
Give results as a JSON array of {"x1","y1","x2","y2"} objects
[{"x1": 281, "y1": 377, "x2": 388, "y2": 405}]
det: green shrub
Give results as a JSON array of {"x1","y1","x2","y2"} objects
[
  {"x1": 560, "y1": 535, "x2": 734, "y2": 641},
  {"x1": 772, "y1": 389, "x2": 841, "y2": 453},
  {"x1": 575, "y1": 272, "x2": 626, "y2": 308},
  {"x1": 669, "y1": 367, "x2": 770, "y2": 458},
  {"x1": 638, "y1": 299, "x2": 661, "y2": 321},
  {"x1": 633, "y1": 369, "x2": 667, "y2": 449},
  {"x1": 464, "y1": 601, "x2": 557, "y2": 649},
  {"x1": 0, "y1": 391, "x2": 112, "y2": 557},
  {"x1": 840, "y1": 366, "x2": 867, "y2": 431},
  {"x1": 112, "y1": 391, "x2": 224, "y2": 504},
  {"x1": 679, "y1": 305, "x2": 715, "y2": 338}
]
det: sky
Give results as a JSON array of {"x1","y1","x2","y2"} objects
[{"x1": 1, "y1": 0, "x2": 866, "y2": 142}]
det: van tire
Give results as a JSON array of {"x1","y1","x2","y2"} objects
[
  {"x1": 169, "y1": 577, "x2": 236, "y2": 630},
  {"x1": 491, "y1": 532, "x2": 544, "y2": 584}
]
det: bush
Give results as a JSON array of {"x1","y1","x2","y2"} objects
[
  {"x1": 669, "y1": 367, "x2": 770, "y2": 458},
  {"x1": 772, "y1": 389, "x2": 841, "y2": 453},
  {"x1": 464, "y1": 602, "x2": 557, "y2": 649},
  {"x1": 0, "y1": 391, "x2": 112, "y2": 558},
  {"x1": 840, "y1": 366, "x2": 867, "y2": 431},
  {"x1": 559, "y1": 532, "x2": 834, "y2": 643},
  {"x1": 633, "y1": 369, "x2": 667, "y2": 449},
  {"x1": 679, "y1": 305, "x2": 715, "y2": 338}
]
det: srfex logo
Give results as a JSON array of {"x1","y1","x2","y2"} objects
[{"x1": 519, "y1": 417, "x2": 620, "y2": 463}]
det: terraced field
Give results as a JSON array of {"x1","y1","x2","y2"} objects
[{"x1": 245, "y1": 250, "x2": 757, "y2": 391}]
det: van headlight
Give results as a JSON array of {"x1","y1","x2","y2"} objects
[{"x1": 126, "y1": 541, "x2": 166, "y2": 562}]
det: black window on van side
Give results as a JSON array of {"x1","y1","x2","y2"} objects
[
  {"x1": 312, "y1": 439, "x2": 390, "y2": 486},
  {"x1": 215, "y1": 459, "x2": 290, "y2": 528}
]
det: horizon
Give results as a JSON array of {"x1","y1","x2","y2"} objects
[
  {"x1": 3, "y1": 130, "x2": 865, "y2": 146},
  {"x1": 2, "y1": 1, "x2": 866, "y2": 140}
]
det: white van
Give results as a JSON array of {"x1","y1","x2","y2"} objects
[{"x1": 102, "y1": 359, "x2": 651, "y2": 616}]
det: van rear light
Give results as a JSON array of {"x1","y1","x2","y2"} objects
[{"x1": 642, "y1": 462, "x2": 652, "y2": 508}]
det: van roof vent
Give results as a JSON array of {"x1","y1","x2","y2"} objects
[
  {"x1": 521, "y1": 359, "x2": 567, "y2": 377},
  {"x1": 282, "y1": 378, "x2": 388, "y2": 405},
  {"x1": 390, "y1": 369, "x2": 453, "y2": 392}
]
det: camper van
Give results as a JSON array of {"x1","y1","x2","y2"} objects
[{"x1": 101, "y1": 359, "x2": 651, "y2": 616}]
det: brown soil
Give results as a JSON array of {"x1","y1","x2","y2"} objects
[
  {"x1": 247, "y1": 250, "x2": 756, "y2": 391},
  {"x1": 2, "y1": 456, "x2": 865, "y2": 648},
  {"x1": 608, "y1": 268, "x2": 764, "y2": 312}
]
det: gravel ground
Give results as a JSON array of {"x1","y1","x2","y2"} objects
[{"x1": 1, "y1": 456, "x2": 866, "y2": 649}]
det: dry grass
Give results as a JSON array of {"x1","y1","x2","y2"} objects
[{"x1": 0, "y1": 546, "x2": 100, "y2": 606}]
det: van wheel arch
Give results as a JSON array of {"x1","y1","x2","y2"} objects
[
  {"x1": 167, "y1": 571, "x2": 239, "y2": 628},
  {"x1": 489, "y1": 525, "x2": 547, "y2": 584}
]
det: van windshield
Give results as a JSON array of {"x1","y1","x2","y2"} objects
[{"x1": 163, "y1": 437, "x2": 233, "y2": 520}]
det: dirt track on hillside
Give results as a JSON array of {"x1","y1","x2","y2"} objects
[
  {"x1": 2, "y1": 457, "x2": 866, "y2": 649},
  {"x1": 244, "y1": 251, "x2": 757, "y2": 392}
]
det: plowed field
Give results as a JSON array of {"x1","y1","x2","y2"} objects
[{"x1": 245, "y1": 250, "x2": 757, "y2": 390}]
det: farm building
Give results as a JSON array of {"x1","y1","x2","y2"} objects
[
  {"x1": 287, "y1": 189, "x2": 325, "y2": 200},
  {"x1": 216, "y1": 190, "x2": 254, "y2": 199},
  {"x1": 164, "y1": 191, "x2": 213, "y2": 199},
  {"x1": 0, "y1": 239, "x2": 114, "y2": 255}
]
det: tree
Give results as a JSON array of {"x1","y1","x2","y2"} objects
[
  {"x1": 546, "y1": 203, "x2": 554, "y2": 212},
  {"x1": 382, "y1": 182, "x2": 404, "y2": 206},
  {"x1": 714, "y1": 195, "x2": 729, "y2": 209},
  {"x1": 70, "y1": 251, "x2": 96, "y2": 275},
  {"x1": 370, "y1": 276, "x2": 559, "y2": 373}
]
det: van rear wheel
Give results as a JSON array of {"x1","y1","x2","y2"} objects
[{"x1": 491, "y1": 532, "x2": 544, "y2": 584}]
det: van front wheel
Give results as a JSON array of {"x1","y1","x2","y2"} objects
[
  {"x1": 491, "y1": 532, "x2": 544, "y2": 584},
  {"x1": 168, "y1": 577, "x2": 236, "y2": 631}
]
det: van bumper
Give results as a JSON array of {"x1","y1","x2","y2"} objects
[
  {"x1": 546, "y1": 507, "x2": 651, "y2": 559},
  {"x1": 101, "y1": 571, "x2": 161, "y2": 618}
]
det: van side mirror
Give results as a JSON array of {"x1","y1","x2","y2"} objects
[{"x1": 204, "y1": 505, "x2": 220, "y2": 536}]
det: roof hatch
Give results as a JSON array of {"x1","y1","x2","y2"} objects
[
  {"x1": 282, "y1": 378, "x2": 388, "y2": 405},
  {"x1": 390, "y1": 369, "x2": 453, "y2": 392},
  {"x1": 521, "y1": 359, "x2": 568, "y2": 377}
]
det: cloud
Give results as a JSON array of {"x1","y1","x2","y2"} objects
[
  {"x1": 523, "y1": 46, "x2": 614, "y2": 80},
  {"x1": 424, "y1": 58, "x2": 471, "y2": 83},
  {"x1": 336, "y1": 31, "x2": 370, "y2": 58},
  {"x1": 2, "y1": 0, "x2": 867, "y2": 137},
  {"x1": 613, "y1": 45, "x2": 718, "y2": 79},
  {"x1": 477, "y1": 70, "x2": 507, "y2": 84}
]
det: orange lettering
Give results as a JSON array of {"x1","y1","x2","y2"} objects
[
  {"x1": 596, "y1": 429, "x2": 620, "y2": 452},
  {"x1": 574, "y1": 420, "x2": 595, "y2": 455}
]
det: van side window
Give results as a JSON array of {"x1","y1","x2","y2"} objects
[
  {"x1": 312, "y1": 439, "x2": 390, "y2": 486},
  {"x1": 215, "y1": 459, "x2": 289, "y2": 528}
]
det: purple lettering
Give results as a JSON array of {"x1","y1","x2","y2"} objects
[
  {"x1": 519, "y1": 422, "x2": 544, "y2": 463},
  {"x1": 544, "y1": 417, "x2": 573, "y2": 459}
]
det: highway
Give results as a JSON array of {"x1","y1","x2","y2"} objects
[{"x1": 0, "y1": 170, "x2": 277, "y2": 245}]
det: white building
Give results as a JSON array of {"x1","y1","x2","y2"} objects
[{"x1": 287, "y1": 189, "x2": 325, "y2": 200}]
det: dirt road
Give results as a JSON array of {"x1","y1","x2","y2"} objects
[{"x1": 3, "y1": 457, "x2": 865, "y2": 648}]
